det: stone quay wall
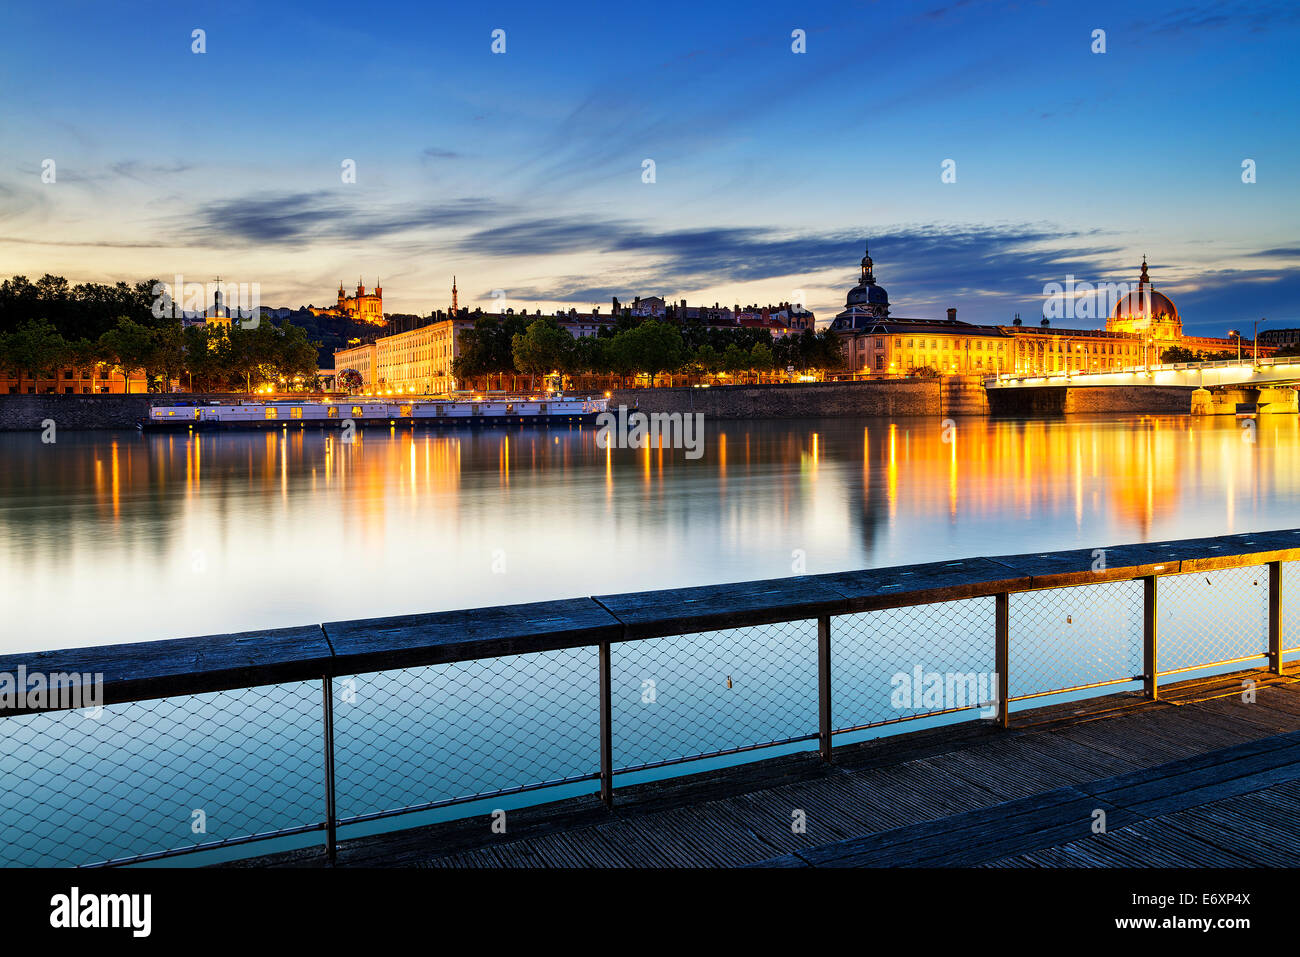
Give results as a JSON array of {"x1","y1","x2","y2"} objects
[{"x1": 610, "y1": 380, "x2": 944, "y2": 419}]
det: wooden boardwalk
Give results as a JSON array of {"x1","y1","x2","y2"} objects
[{"x1": 234, "y1": 666, "x2": 1300, "y2": 868}]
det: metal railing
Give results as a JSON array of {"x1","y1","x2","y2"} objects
[{"x1": 1, "y1": 530, "x2": 1298, "y2": 867}]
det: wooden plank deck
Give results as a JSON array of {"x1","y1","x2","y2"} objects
[{"x1": 230, "y1": 666, "x2": 1300, "y2": 868}]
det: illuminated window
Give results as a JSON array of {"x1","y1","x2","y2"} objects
[
  {"x1": 265, "y1": 407, "x2": 279, "y2": 419},
  {"x1": 327, "y1": 407, "x2": 338, "y2": 418},
  {"x1": 290, "y1": 407, "x2": 303, "y2": 419},
  {"x1": 351, "y1": 406, "x2": 362, "y2": 417}
]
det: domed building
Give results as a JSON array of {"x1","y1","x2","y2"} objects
[
  {"x1": 830, "y1": 243, "x2": 891, "y2": 331},
  {"x1": 1107, "y1": 257, "x2": 1182, "y2": 342}
]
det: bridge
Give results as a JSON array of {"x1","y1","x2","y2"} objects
[
  {"x1": 2, "y1": 528, "x2": 1299, "y2": 868},
  {"x1": 985, "y1": 356, "x2": 1300, "y2": 415}
]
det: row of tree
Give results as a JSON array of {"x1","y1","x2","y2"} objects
[
  {"x1": 452, "y1": 316, "x2": 843, "y2": 389},
  {"x1": 0, "y1": 316, "x2": 320, "y2": 393}
]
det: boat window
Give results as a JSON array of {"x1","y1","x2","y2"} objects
[
  {"x1": 505, "y1": 403, "x2": 514, "y2": 414},
  {"x1": 290, "y1": 407, "x2": 303, "y2": 419},
  {"x1": 539, "y1": 403, "x2": 548, "y2": 414},
  {"x1": 327, "y1": 406, "x2": 338, "y2": 418},
  {"x1": 264, "y1": 407, "x2": 278, "y2": 420},
  {"x1": 351, "y1": 406, "x2": 362, "y2": 417},
  {"x1": 399, "y1": 404, "x2": 412, "y2": 417}
]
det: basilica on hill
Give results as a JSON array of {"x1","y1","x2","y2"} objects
[
  {"x1": 308, "y1": 278, "x2": 385, "y2": 325},
  {"x1": 830, "y1": 244, "x2": 1269, "y2": 377}
]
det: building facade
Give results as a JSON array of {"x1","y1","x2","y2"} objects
[
  {"x1": 831, "y1": 246, "x2": 1271, "y2": 376},
  {"x1": 334, "y1": 317, "x2": 473, "y2": 394}
]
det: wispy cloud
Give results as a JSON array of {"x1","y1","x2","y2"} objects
[{"x1": 187, "y1": 192, "x2": 506, "y2": 245}]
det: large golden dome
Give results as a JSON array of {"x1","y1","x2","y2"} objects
[
  {"x1": 1107, "y1": 257, "x2": 1181, "y2": 339},
  {"x1": 1111, "y1": 258, "x2": 1178, "y2": 322}
]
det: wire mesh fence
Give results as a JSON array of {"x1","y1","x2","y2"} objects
[
  {"x1": 2, "y1": 550, "x2": 1297, "y2": 866},
  {"x1": 1157, "y1": 566, "x2": 1270, "y2": 676},
  {"x1": 832, "y1": 597, "x2": 995, "y2": 731},
  {"x1": 610, "y1": 620, "x2": 818, "y2": 772},
  {"x1": 1009, "y1": 580, "x2": 1144, "y2": 700},
  {"x1": 332, "y1": 646, "x2": 599, "y2": 823},
  {"x1": 1285, "y1": 560, "x2": 1300, "y2": 656},
  {"x1": 0, "y1": 682, "x2": 321, "y2": 867}
]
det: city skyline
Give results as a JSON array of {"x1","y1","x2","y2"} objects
[{"x1": 3, "y1": 0, "x2": 1299, "y2": 332}]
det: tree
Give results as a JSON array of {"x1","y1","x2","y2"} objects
[
  {"x1": 0, "y1": 319, "x2": 68, "y2": 393},
  {"x1": 512, "y1": 319, "x2": 575, "y2": 390},
  {"x1": 97, "y1": 317, "x2": 154, "y2": 393},
  {"x1": 607, "y1": 320, "x2": 686, "y2": 384},
  {"x1": 722, "y1": 342, "x2": 750, "y2": 379},
  {"x1": 1160, "y1": 346, "x2": 1199, "y2": 363}
]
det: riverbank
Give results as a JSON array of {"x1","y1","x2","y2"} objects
[{"x1": 610, "y1": 378, "x2": 981, "y2": 418}]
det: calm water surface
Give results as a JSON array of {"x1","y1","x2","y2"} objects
[{"x1": 2, "y1": 413, "x2": 1298, "y2": 654}]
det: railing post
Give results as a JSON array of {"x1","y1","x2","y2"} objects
[
  {"x1": 598, "y1": 642, "x2": 613, "y2": 808},
  {"x1": 995, "y1": 593, "x2": 1009, "y2": 727},
  {"x1": 1269, "y1": 560, "x2": 1284, "y2": 675},
  {"x1": 321, "y1": 676, "x2": 337, "y2": 863},
  {"x1": 1143, "y1": 576, "x2": 1159, "y2": 699},
  {"x1": 817, "y1": 615, "x2": 832, "y2": 762}
]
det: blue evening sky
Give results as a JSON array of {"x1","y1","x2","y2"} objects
[{"x1": 1, "y1": 0, "x2": 1298, "y2": 332}]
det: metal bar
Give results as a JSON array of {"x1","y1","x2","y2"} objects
[
  {"x1": 995, "y1": 593, "x2": 1009, "y2": 727},
  {"x1": 1143, "y1": 575, "x2": 1158, "y2": 699},
  {"x1": 817, "y1": 615, "x2": 832, "y2": 762},
  {"x1": 598, "y1": 641, "x2": 613, "y2": 807},
  {"x1": 611, "y1": 734, "x2": 820, "y2": 776},
  {"x1": 1008, "y1": 674, "x2": 1143, "y2": 703},
  {"x1": 84, "y1": 822, "x2": 327, "y2": 868},
  {"x1": 322, "y1": 676, "x2": 337, "y2": 863},
  {"x1": 1270, "y1": 560, "x2": 1284, "y2": 675},
  {"x1": 1157, "y1": 652, "x2": 1269, "y2": 678}
]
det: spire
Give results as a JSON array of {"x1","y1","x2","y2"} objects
[{"x1": 860, "y1": 240, "x2": 875, "y2": 283}]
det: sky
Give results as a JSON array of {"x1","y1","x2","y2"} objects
[{"x1": 2, "y1": 0, "x2": 1299, "y2": 334}]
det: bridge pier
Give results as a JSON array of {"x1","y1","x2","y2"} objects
[
  {"x1": 1191, "y1": 385, "x2": 1298, "y2": 415},
  {"x1": 987, "y1": 385, "x2": 1196, "y2": 415}
]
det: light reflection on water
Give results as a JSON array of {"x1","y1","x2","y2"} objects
[
  {"x1": 1, "y1": 413, "x2": 1298, "y2": 654},
  {"x1": 1, "y1": 413, "x2": 1299, "y2": 865}
]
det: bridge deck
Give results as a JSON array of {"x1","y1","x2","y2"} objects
[{"x1": 232, "y1": 667, "x2": 1300, "y2": 868}]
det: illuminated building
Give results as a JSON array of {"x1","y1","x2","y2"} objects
[
  {"x1": 309, "y1": 278, "x2": 385, "y2": 325},
  {"x1": 832, "y1": 246, "x2": 1273, "y2": 377}
]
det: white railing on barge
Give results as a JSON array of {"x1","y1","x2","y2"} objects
[{"x1": 147, "y1": 396, "x2": 609, "y2": 423}]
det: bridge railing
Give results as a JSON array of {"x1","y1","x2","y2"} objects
[
  {"x1": 2, "y1": 529, "x2": 1298, "y2": 867},
  {"x1": 992, "y1": 354, "x2": 1300, "y2": 386}
]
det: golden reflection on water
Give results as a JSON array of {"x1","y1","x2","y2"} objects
[{"x1": 2, "y1": 415, "x2": 1299, "y2": 652}]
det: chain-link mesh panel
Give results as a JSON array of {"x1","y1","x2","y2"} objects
[
  {"x1": 333, "y1": 646, "x2": 599, "y2": 821},
  {"x1": 1009, "y1": 581, "x2": 1144, "y2": 699},
  {"x1": 1158, "y1": 566, "x2": 1269, "y2": 675},
  {"x1": 832, "y1": 597, "x2": 995, "y2": 731},
  {"x1": 610, "y1": 620, "x2": 817, "y2": 772},
  {"x1": 0, "y1": 682, "x2": 321, "y2": 867},
  {"x1": 1285, "y1": 561, "x2": 1300, "y2": 654}
]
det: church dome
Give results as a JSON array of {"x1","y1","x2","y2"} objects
[
  {"x1": 1112, "y1": 288, "x2": 1178, "y2": 321},
  {"x1": 844, "y1": 242, "x2": 889, "y2": 310},
  {"x1": 1111, "y1": 257, "x2": 1178, "y2": 322},
  {"x1": 847, "y1": 281, "x2": 889, "y2": 306}
]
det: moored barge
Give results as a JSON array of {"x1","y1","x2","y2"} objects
[{"x1": 142, "y1": 396, "x2": 609, "y2": 431}]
